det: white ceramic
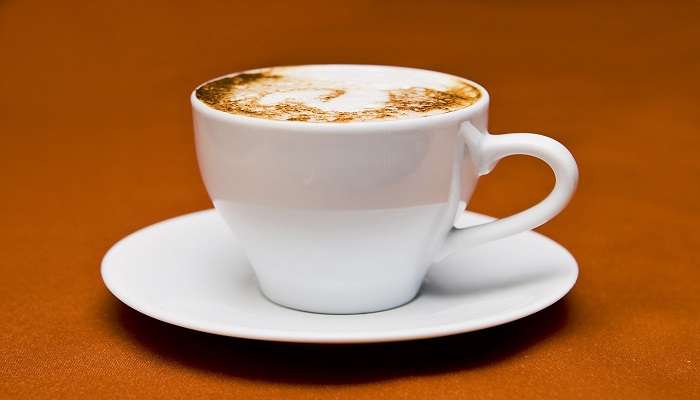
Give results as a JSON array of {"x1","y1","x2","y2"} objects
[
  {"x1": 101, "y1": 209, "x2": 578, "y2": 344},
  {"x1": 192, "y1": 65, "x2": 579, "y2": 314}
]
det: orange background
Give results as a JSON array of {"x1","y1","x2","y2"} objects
[{"x1": 1, "y1": 1, "x2": 699, "y2": 398}]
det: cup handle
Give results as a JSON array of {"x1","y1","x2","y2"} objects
[{"x1": 435, "y1": 122, "x2": 579, "y2": 261}]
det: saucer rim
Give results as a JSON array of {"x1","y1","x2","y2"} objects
[{"x1": 102, "y1": 209, "x2": 578, "y2": 344}]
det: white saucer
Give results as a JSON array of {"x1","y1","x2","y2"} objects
[{"x1": 102, "y1": 209, "x2": 577, "y2": 344}]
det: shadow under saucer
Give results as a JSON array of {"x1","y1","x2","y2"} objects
[{"x1": 103, "y1": 296, "x2": 571, "y2": 385}]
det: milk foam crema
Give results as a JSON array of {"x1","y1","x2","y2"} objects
[{"x1": 195, "y1": 65, "x2": 482, "y2": 123}]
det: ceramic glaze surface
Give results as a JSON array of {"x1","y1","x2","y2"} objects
[
  {"x1": 192, "y1": 65, "x2": 578, "y2": 313},
  {"x1": 101, "y1": 210, "x2": 579, "y2": 343}
]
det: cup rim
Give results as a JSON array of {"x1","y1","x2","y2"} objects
[{"x1": 190, "y1": 64, "x2": 490, "y2": 132}]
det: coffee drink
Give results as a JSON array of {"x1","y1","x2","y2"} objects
[
  {"x1": 192, "y1": 64, "x2": 578, "y2": 313},
  {"x1": 195, "y1": 65, "x2": 481, "y2": 123}
]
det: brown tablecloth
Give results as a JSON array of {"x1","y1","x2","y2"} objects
[{"x1": 2, "y1": 1, "x2": 698, "y2": 398}]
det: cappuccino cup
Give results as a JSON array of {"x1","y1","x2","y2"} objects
[{"x1": 192, "y1": 64, "x2": 578, "y2": 314}]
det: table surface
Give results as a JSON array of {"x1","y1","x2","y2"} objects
[{"x1": 2, "y1": 1, "x2": 698, "y2": 398}]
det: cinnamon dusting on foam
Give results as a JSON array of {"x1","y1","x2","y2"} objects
[{"x1": 195, "y1": 69, "x2": 481, "y2": 123}]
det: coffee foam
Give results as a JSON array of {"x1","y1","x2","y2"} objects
[{"x1": 195, "y1": 65, "x2": 481, "y2": 123}]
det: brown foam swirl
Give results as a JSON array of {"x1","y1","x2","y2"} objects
[{"x1": 195, "y1": 70, "x2": 481, "y2": 123}]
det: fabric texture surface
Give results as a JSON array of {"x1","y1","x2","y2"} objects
[{"x1": 1, "y1": 1, "x2": 698, "y2": 398}]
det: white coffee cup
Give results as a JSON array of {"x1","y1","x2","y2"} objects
[{"x1": 192, "y1": 65, "x2": 578, "y2": 314}]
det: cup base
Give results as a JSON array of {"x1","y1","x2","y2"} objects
[{"x1": 257, "y1": 282, "x2": 422, "y2": 315}]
